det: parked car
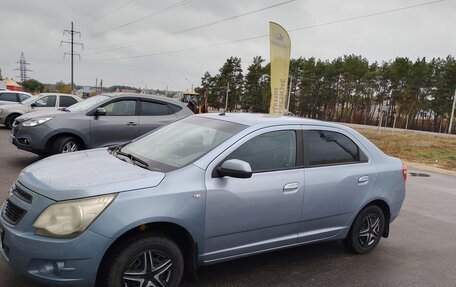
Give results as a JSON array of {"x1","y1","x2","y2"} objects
[
  {"x1": 10, "y1": 93, "x2": 193, "y2": 155},
  {"x1": 0, "y1": 113, "x2": 407, "y2": 287},
  {"x1": 0, "y1": 90, "x2": 32, "y2": 106},
  {"x1": 0, "y1": 93, "x2": 81, "y2": 129}
]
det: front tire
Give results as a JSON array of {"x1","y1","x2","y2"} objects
[
  {"x1": 51, "y1": 136, "x2": 81, "y2": 154},
  {"x1": 5, "y1": 114, "x2": 19, "y2": 129},
  {"x1": 344, "y1": 205, "x2": 385, "y2": 254},
  {"x1": 102, "y1": 234, "x2": 184, "y2": 287}
]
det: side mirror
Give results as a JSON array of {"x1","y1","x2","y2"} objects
[
  {"x1": 30, "y1": 103, "x2": 36, "y2": 108},
  {"x1": 217, "y1": 159, "x2": 252, "y2": 178},
  {"x1": 94, "y1": 108, "x2": 106, "y2": 117}
]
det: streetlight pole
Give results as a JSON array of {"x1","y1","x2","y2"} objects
[
  {"x1": 287, "y1": 76, "x2": 293, "y2": 112},
  {"x1": 160, "y1": 82, "x2": 168, "y2": 96},
  {"x1": 449, "y1": 88, "x2": 456, "y2": 134},
  {"x1": 185, "y1": 78, "x2": 194, "y2": 92}
]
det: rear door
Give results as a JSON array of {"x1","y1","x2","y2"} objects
[
  {"x1": 138, "y1": 99, "x2": 177, "y2": 135},
  {"x1": 299, "y1": 127, "x2": 377, "y2": 242},
  {"x1": 90, "y1": 98, "x2": 139, "y2": 147}
]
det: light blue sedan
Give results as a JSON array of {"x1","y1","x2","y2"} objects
[{"x1": 0, "y1": 113, "x2": 406, "y2": 287}]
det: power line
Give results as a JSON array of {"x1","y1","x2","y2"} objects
[
  {"x1": 61, "y1": 22, "x2": 84, "y2": 92},
  {"x1": 83, "y1": 0, "x2": 298, "y2": 57},
  {"x1": 85, "y1": 0, "x2": 446, "y2": 62},
  {"x1": 85, "y1": 0, "x2": 196, "y2": 40},
  {"x1": 14, "y1": 52, "x2": 32, "y2": 82},
  {"x1": 80, "y1": 0, "x2": 137, "y2": 28}
]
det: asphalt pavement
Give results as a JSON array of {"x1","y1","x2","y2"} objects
[{"x1": 0, "y1": 127, "x2": 455, "y2": 287}]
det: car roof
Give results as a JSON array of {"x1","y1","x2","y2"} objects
[
  {"x1": 101, "y1": 93, "x2": 187, "y2": 106},
  {"x1": 0, "y1": 90, "x2": 31, "y2": 95},
  {"x1": 195, "y1": 112, "x2": 346, "y2": 129},
  {"x1": 37, "y1": 93, "x2": 81, "y2": 97}
]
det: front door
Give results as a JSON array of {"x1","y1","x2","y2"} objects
[
  {"x1": 30, "y1": 95, "x2": 57, "y2": 113},
  {"x1": 203, "y1": 127, "x2": 304, "y2": 263},
  {"x1": 90, "y1": 99, "x2": 139, "y2": 148}
]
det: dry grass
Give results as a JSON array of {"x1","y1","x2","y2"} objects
[{"x1": 356, "y1": 128, "x2": 456, "y2": 171}]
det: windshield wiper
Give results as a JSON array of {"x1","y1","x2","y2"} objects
[{"x1": 111, "y1": 146, "x2": 149, "y2": 169}]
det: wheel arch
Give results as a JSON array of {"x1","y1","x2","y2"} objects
[
  {"x1": 362, "y1": 199, "x2": 391, "y2": 238},
  {"x1": 96, "y1": 221, "x2": 198, "y2": 285},
  {"x1": 45, "y1": 131, "x2": 87, "y2": 152}
]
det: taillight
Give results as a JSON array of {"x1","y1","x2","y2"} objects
[{"x1": 402, "y1": 164, "x2": 407, "y2": 182}]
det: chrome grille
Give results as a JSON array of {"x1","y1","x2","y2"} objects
[{"x1": 2, "y1": 200, "x2": 26, "y2": 225}]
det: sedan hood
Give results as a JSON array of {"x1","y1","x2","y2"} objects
[{"x1": 18, "y1": 149, "x2": 165, "y2": 201}]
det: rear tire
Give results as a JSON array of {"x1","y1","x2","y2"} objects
[
  {"x1": 5, "y1": 114, "x2": 19, "y2": 129},
  {"x1": 344, "y1": 205, "x2": 385, "y2": 254},
  {"x1": 101, "y1": 234, "x2": 184, "y2": 287},
  {"x1": 51, "y1": 136, "x2": 82, "y2": 154}
]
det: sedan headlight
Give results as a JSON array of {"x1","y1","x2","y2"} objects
[
  {"x1": 33, "y1": 193, "x2": 117, "y2": 238},
  {"x1": 22, "y1": 117, "x2": 53, "y2": 127}
]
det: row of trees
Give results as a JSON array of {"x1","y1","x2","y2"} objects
[{"x1": 196, "y1": 55, "x2": 456, "y2": 133}]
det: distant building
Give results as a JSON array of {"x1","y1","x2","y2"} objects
[
  {"x1": 1, "y1": 78, "x2": 23, "y2": 91},
  {"x1": 115, "y1": 88, "x2": 139, "y2": 93},
  {"x1": 76, "y1": 86, "x2": 99, "y2": 99}
]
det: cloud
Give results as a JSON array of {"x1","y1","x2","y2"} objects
[{"x1": 1, "y1": 0, "x2": 454, "y2": 90}]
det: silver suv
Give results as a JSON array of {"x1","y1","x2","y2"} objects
[
  {"x1": 1, "y1": 113, "x2": 406, "y2": 287},
  {"x1": 10, "y1": 93, "x2": 192, "y2": 155}
]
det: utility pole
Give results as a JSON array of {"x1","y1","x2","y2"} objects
[
  {"x1": 15, "y1": 52, "x2": 32, "y2": 83},
  {"x1": 185, "y1": 78, "x2": 194, "y2": 92},
  {"x1": 449, "y1": 88, "x2": 456, "y2": 134},
  {"x1": 61, "y1": 22, "x2": 83, "y2": 94},
  {"x1": 100, "y1": 79, "x2": 103, "y2": 94}
]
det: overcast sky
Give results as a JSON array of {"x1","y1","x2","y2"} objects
[{"x1": 0, "y1": 0, "x2": 455, "y2": 91}]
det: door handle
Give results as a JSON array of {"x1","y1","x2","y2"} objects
[
  {"x1": 358, "y1": 176, "x2": 369, "y2": 185},
  {"x1": 126, "y1": 122, "x2": 137, "y2": 126},
  {"x1": 283, "y1": 182, "x2": 299, "y2": 194}
]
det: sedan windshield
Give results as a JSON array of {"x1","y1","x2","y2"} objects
[
  {"x1": 122, "y1": 116, "x2": 246, "y2": 172},
  {"x1": 67, "y1": 95, "x2": 110, "y2": 112}
]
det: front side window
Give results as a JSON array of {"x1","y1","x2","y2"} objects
[
  {"x1": 226, "y1": 130, "x2": 297, "y2": 172},
  {"x1": 102, "y1": 100, "x2": 136, "y2": 116},
  {"x1": 59, "y1": 96, "x2": 78, "y2": 107},
  {"x1": 305, "y1": 130, "x2": 360, "y2": 166},
  {"x1": 0, "y1": 93, "x2": 17, "y2": 102},
  {"x1": 140, "y1": 101, "x2": 170, "y2": 116},
  {"x1": 34, "y1": 95, "x2": 56, "y2": 107}
]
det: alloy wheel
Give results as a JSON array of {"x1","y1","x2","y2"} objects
[
  {"x1": 62, "y1": 141, "x2": 79, "y2": 153},
  {"x1": 358, "y1": 214, "x2": 380, "y2": 247},
  {"x1": 122, "y1": 250, "x2": 173, "y2": 287}
]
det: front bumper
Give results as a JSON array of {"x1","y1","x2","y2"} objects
[
  {"x1": 10, "y1": 123, "x2": 51, "y2": 154},
  {"x1": 0, "y1": 183, "x2": 114, "y2": 287}
]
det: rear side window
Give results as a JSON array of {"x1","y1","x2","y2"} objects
[
  {"x1": 18, "y1": 94, "x2": 30, "y2": 102},
  {"x1": 226, "y1": 130, "x2": 297, "y2": 172},
  {"x1": 140, "y1": 101, "x2": 170, "y2": 116},
  {"x1": 0, "y1": 93, "x2": 17, "y2": 102},
  {"x1": 304, "y1": 130, "x2": 361, "y2": 166},
  {"x1": 168, "y1": 104, "x2": 182, "y2": 114},
  {"x1": 59, "y1": 96, "x2": 78, "y2": 107}
]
